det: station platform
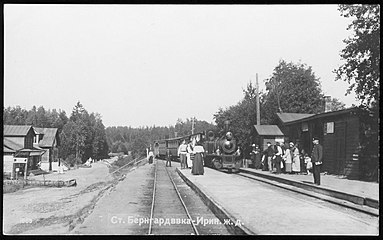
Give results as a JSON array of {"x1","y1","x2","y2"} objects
[
  {"x1": 240, "y1": 167, "x2": 379, "y2": 209},
  {"x1": 176, "y1": 166, "x2": 379, "y2": 235}
]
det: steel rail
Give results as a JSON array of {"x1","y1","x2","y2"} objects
[
  {"x1": 236, "y1": 172, "x2": 379, "y2": 219},
  {"x1": 164, "y1": 166, "x2": 200, "y2": 235},
  {"x1": 148, "y1": 159, "x2": 158, "y2": 235}
]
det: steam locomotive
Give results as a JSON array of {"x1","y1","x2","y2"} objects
[
  {"x1": 153, "y1": 121, "x2": 241, "y2": 173},
  {"x1": 203, "y1": 123, "x2": 242, "y2": 173}
]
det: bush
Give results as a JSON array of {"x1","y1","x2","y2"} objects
[
  {"x1": 113, "y1": 155, "x2": 134, "y2": 167},
  {"x1": 66, "y1": 154, "x2": 82, "y2": 167}
]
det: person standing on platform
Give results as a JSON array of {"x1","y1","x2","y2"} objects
[
  {"x1": 300, "y1": 149, "x2": 307, "y2": 174},
  {"x1": 290, "y1": 142, "x2": 300, "y2": 174},
  {"x1": 250, "y1": 144, "x2": 256, "y2": 168},
  {"x1": 251, "y1": 144, "x2": 262, "y2": 169},
  {"x1": 263, "y1": 142, "x2": 274, "y2": 172},
  {"x1": 192, "y1": 141, "x2": 205, "y2": 175},
  {"x1": 178, "y1": 140, "x2": 188, "y2": 169},
  {"x1": 283, "y1": 144, "x2": 292, "y2": 173},
  {"x1": 311, "y1": 137, "x2": 323, "y2": 185},
  {"x1": 280, "y1": 142, "x2": 286, "y2": 172},
  {"x1": 166, "y1": 149, "x2": 172, "y2": 167},
  {"x1": 304, "y1": 153, "x2": 312, "y2": 175},
  {"x1": 148, "y1": 148, "x2": 154, "y2": 164},
  {"x1": 187, "y1": 141, "x2": 194, "y2": 169},
  {"x1": 273, "y1": 142, "x2": 283, "y2": 174}
]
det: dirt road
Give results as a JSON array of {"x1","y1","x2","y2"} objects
[{"x1": 3, "y1": 160, "x2": 135, "y2": 235}]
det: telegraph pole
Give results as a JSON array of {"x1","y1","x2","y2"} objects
[
  {"x1": 191, "y1": 117, "x2": 195, "y2": 134},
  {"x1": 256, "y1": 73, "x2": 260, "y2": 126}
]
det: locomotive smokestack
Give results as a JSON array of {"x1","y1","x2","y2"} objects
[
  {"x1": 256, "y1": 73, "x2": 260, "y2": 126},
  {"x1": 224, "y1": 120, "x2": 230, "y2": 131}
]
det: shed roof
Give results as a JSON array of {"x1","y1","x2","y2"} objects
[
  {"x1": 3, "y1": 137, "x2": 45, "y2": 155},
  {"x1": 3, "y1": 138, "x2": 24, "y2": 151},
  {"x1": 276, "y1": 113, "x2": 315, "y2": 124},
  {"x1": 254, "y1": 125, "x2": 284, "y2": 136},
  {"x1": 34, "y1": 127, "x2": 58, "y2": 147},
  {"x1": 3, "y1": 125, "x2": 34, "y2": 136},
  {"x1": 3, "y1": 145, "x2": 16, "y2": 153}
]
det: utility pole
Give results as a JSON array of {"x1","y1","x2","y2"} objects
[
  {"x1": 256, "y1": 73, "x2": 260, "y2": 126},
  {"x1": 191, "y1": 117, "x2": 195, "y2": 134}
]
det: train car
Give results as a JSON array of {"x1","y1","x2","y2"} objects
[
  {"x1": 158, "y1": 140, "x2": 167, "y2": 159},
  {"x1": 154, "y1": 132, "x2": 205, "y2": 161},
  {"x1": 153, "y1": 141, "x2": 160, "y2": 158},
  {"x1": 166, "y1": 136, "x2": 184, "y2": 161},
  {"x1": 203, "y1": 123, "x2": 242, "y2": 173}
]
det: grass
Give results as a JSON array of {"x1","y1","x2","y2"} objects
[{"x1": 3, "y1": 184, "x2": 23, "y2": 194}]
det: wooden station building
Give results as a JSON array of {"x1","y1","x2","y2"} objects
[{"x1": 276, "y1": 107, "x2": 378, "y2": 181}]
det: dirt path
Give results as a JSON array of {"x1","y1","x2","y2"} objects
[{"x1": 3, "y1": 160, "x2": 144, "y2": 235}]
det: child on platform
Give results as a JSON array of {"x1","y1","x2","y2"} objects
[{"x1": 304, "y1": 153, "x2": 312, "y2": 175}]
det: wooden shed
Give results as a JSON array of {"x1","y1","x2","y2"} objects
[{"x1": 252, "y1": 125, "x2": 285, "y2": 151}]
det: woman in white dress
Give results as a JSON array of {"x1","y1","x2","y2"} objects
[
  {"x1": 186, "y1": 141, "x2": 193, "y2": 169},
  {"x1": 283, "y1": 146, "x2": 292, "y2": 173},
  {"x1": 290, "y1": 142, "x2": 301, "y2": 173}
]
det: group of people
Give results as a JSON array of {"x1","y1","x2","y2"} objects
[
  {"x1": 250, "y1": 137, "x2": 323, "y2": 185},
  {"x1": 175, "y1": 140, "x2": 205, "y2": 175},
  {"x1": 147, "y1": 139, "x2": 205, "y2": 176}
]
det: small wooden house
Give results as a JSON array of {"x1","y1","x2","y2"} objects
[
  {"x1": 34, "y1": 127, "x2": 59, "y2": 171},
  {"x1": 252, "y1": 125, "x2": 285, "y2": 151},
  {"x1": 3, "y1": 125, "x2": 45, "y2": 178}
]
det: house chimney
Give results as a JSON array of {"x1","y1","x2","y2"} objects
[{"x1": 324, "y1": 96, "x2": 331, "y2": 112}]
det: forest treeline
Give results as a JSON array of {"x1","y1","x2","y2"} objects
[
  {"x1": 3, "y1": 103, "x2": 216, "y2": 162},
  {"x1": 105, "y1": 118, "x2": 216, "y2": 157}
]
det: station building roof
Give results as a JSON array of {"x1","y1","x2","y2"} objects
[
  {"x1": 276, "y1": 113, "x2": 315, "y2": 124},
  {"x1": 253, "y1": 125, "x2": 284, "y2": 136},
  {"x1": 282, "y1": 107, "x2": 360, "y2": 126}
]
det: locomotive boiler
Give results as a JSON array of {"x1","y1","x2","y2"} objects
[{"x1": 203, "y1": 121, "x2": 242, "y2": 173}]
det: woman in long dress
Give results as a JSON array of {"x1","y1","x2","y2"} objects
[
  {"x1": 283, "y1": 146, "x2": 292, "y2": 173},
  {"x1": 186, "y1": 141, "x2": 193, "y2": 169},
  {"x1": 290, "y1": 142, "x2": 301, "y2": 173},
  {"x1": 192, "y1": 141, "x2": 205, "y2": 175}
]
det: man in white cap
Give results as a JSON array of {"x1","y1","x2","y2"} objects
[{"x1": 178, "y1": 140, "x2": 188, "y2": 169}]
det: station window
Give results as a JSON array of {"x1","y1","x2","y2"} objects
[
  {"x1": 302, "y1": 122, "x2": 308, "y2": 132},
  {"x1": 324, "y1": 122, "x2": 334, "y2": 134}
]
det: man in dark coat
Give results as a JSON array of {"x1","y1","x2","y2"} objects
[
  {"x1": 262, "y1": 142, "x2": 275, "y2": 171},
  {"x1": 311, "y1": 137, "x2": 323, "y2": 185},
  {"x1": 251, "y1": 144, "x2": 262, "y2": 169},
  {"x1": 166, "y1": 149, "x2": 172, "y2": 167}
]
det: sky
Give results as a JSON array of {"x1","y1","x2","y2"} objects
[{"x1": 4, "y1": 4, "x2": 359, "y2": 128}]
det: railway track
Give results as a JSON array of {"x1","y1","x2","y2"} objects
[
  {"x1": 148, "y1": 159, "x2": 199, "y2": 235},
  {"x1": 233, "y1": 171, "x2": 379, "y2": 225}
]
